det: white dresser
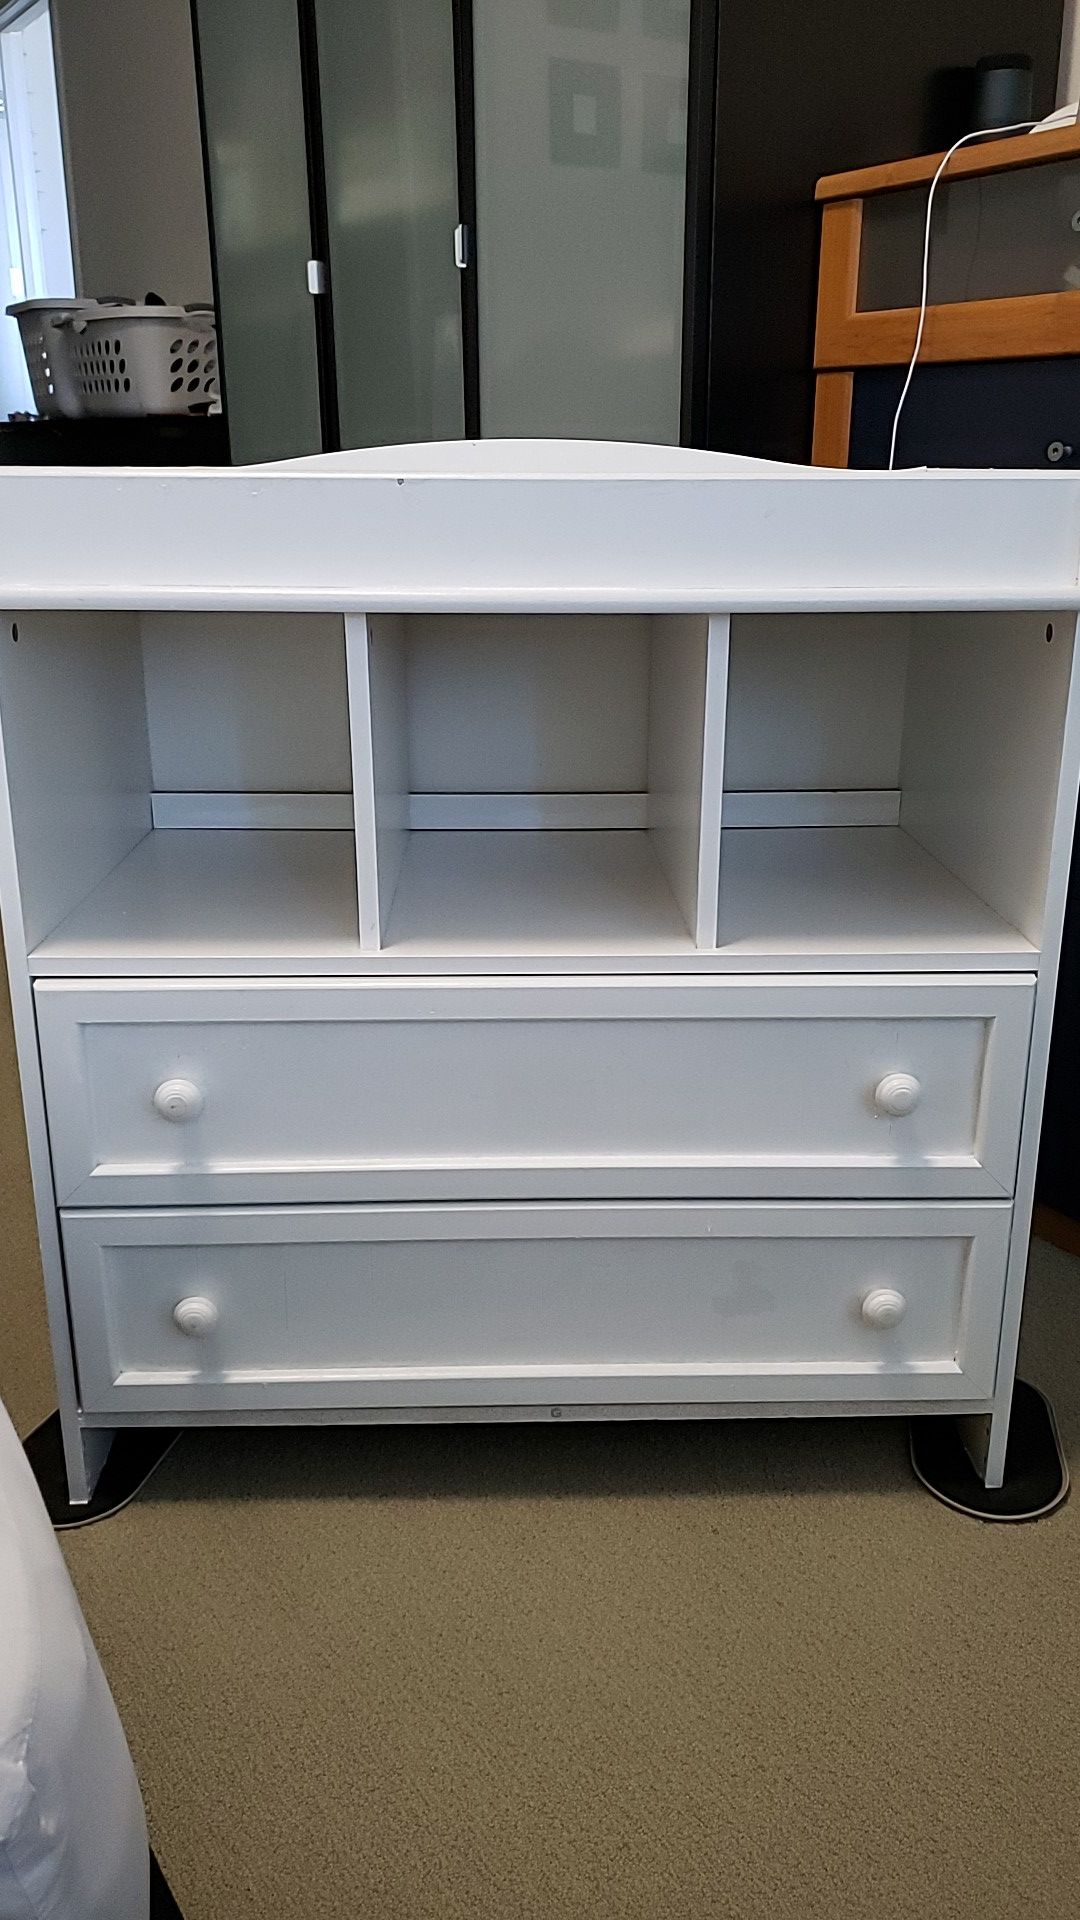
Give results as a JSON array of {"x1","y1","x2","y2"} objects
[{"x1": 2, "y1": 442, "x2": 1079, "y2": 1503}]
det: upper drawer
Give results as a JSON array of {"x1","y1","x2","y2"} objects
[{"x1": 35, "y1": 975, "x2": 1034, "y2": 1207}]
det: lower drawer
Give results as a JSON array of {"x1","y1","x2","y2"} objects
[{"x1": 62, "y1": 1200, "x2": 1011, "y2": 1414}]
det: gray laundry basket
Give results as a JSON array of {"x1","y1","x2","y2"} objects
[
  {"x1": 62, "y1": 305, "x2": 218, "y2": 417},
  {"x1": 5, "y1": 298, "x2": 100, "y2": 416}
]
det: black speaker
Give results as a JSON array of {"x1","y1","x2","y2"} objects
[{"x1": 971, "y1": 53, "x2": 1035, "y2": 132}]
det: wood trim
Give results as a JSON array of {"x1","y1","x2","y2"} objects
[
  {"x1": 813, "y1": 149, "x2": 1080, "y2": 374},
  {"x1": 816, "y1": 123, "x2": 1080, "y2": 202},
  {"x1": 816, "y1": 289, "x2": 1080, "y2": 369},
  {"x1": 814, "y1": 198, "x2": 863, "y2": 353},
  {"x1": 1033, "y1": 1203, "x2": 1080, "y2": 1257},
  {"x1": 812, "y1": 372, "x2": 853, "y2": 466},
  {"x1": 812, "y1": 201, "x2": 860, "y2": 444}
]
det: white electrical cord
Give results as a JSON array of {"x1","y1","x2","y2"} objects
[{"x1": 887, "y1": 120, "x2": 1038, "y2": 469}]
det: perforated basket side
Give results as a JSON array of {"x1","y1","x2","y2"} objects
[
  {"x1": 67, "y1": 313, "x2": 218, "y2": 418},
  {"x1": 10, "y1": 306, "x2": 89, "y2": 417}
]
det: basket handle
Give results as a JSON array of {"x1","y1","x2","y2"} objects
[{"x1": 51, "y1": 297, "x2": 135, "y2": 333}]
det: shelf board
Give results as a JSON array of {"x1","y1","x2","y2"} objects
[
  {"x1": 28, "y1": 827, "x2": 694, "y2": 972},
  {"x1": 27, "y1": 824, "x2": 1039, "y2": 976},
  {"x1": 31, "y1": 831, "x2": 363, "y2": 969},
  {"x1": 384, "y1": 832, "x2": 694, "y2": 956},
  {"x1": 717, "y1": 827, "x2": 1036, "y2": 964}
]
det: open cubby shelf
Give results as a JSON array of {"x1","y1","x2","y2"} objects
[
  {"x1": 716, "y1": 827, "x2": 1034, "y2": 965},
  {"x1": 30, "y1": 831, "x2": 362, "y2": 970},
  {"x1": 4, "y1": 605, "x2": 1072, "y2": 976},
  {"x1": 28, "y1": 822, "x2": 1036, "y2": 975},
  {"x1": 384, "y1": 830, "x2": 694, "y2": 956}
]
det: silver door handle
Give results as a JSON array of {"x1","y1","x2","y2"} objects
[{"x1": 454, "y1": 224, "x2": 470, "y2": 270}]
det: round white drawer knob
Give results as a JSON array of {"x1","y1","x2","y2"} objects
[
  {"x1": 153, "y1": 1078, "x2": 204, "y2": 1123},
  {"x1": 874, "y1": 1072, "x2": 921, "y2": 1118},
  {"x1": 861, "y1": 1286, "x2": 907, "y2": 1330},
  {"x1": 173, "y1": 1295, "x2": 219, "y2": 1338}
]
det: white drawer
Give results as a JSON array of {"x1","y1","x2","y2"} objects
[
  {"x1": 63, "y1": 1200, "x2": 1010, "y2": 1414},
  {"x1": 37, "y1": 975, "x2": 1033, "y2": 1206}
]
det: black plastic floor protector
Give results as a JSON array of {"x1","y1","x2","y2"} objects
[
  {"x1": 910, "y1": 1380, "x2": 1068, "y2": 1521},
  {"x1": 22, "y1": 1409, "x2": 181, "y2": 1528}
]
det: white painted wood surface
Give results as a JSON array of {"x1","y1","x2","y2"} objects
[
  {"x1": 382, "y1": 831, "x2": 693, "y2": 957},
  {"x1": 152, "y1": 793, "x2": 355, "y2": 830},
  {"x1": 24, "y1": 824, "x2": 1045, "y2": 976},
  {"x1": 980, "y1": 608, "x2": 1080, "y2": 1484},
  {"x1": 262, "y1": 442, "x2": 807, "y2": 476},
  {"x1": 35, "y1": 973, "x2": 1032, "y2": 1207},
  {"x1": 715, "y1": 828, "x2": 1036, "y2": 967},
  {"x1": 2, "y1": 445, "x2": 1079, "y2": 1494},
  {"x1": 647, "y1": 614, "x2": 726, "y2": 947},
  {"x1": 344, "y1": 615, "x2": 385, "y2": 949},
  {"x1": 61, "y1": 1199, "x2": 1011, "y2": 1414},
  {"x1": 0, "y1": 617, "x2": 111, "y2": 1498},
  {"x1": 406, "y1": 792, "x2": 649, "y2": 830},
  {"x1": 3, "y1": 458, "x2": 1080, "y2": 609},
  {"x1": 30, "y1": 831, "x2": 363, "y2": 970},
  {"x1": 362, "y1": 613, "x2": 410, "y2": 941},
  {"x1": 725, "y1": 613, "x2": 911, "y2": 792},
  {"x1": 0, "y1": 610, "x2": 151, "y2": 950},
  {"x1": 357, "y1": 610, "x2": 725, "y2": 951},
  {"x1": 722, "y1": 791, "x2": 901, "y2": 828},
  {"x1": 80, "y1": 1395, "x2": 996, "y2": 1429},
  {"x1": 901, "y1": 610, "x2": 1075, "y2": 948},
  {"x1": 404, "y1": 613, "x2": 651, "y2": 792},
  {"x1": 141, "y1": 612, "x2": 351, "y2": 792},
  {"x1": 150, "y1": 788, "x2": 903, "y2": 833}
]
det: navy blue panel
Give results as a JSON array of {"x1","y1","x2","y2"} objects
[{"x1": 849, "y1": 359, "x2": 1080, "y2": 470}]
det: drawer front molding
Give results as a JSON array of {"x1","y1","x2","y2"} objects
[
  {"x1": 62, "y1": 1199, "x2": 1012, "y2": 1414},
  {"x1": 37, "y1": 974, "x2": 1033, "y2": 1205}
]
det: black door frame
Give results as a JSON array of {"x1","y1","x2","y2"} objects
[
  {"x1": 451, "y1": 0, "x2": 482, "y2": 438},
  {"x1": 681, "y1": 0, "x2": 720, "y2": 447},
  {"x1": 296, "y1": 0, "x2": 341, "y2": 451}
]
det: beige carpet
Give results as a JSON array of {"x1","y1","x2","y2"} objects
[{"x1": 39, "y1": 1239, "x2": 1078, "y2": 1920}]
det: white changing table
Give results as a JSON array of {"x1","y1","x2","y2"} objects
[{"x1": 2, "y1": 441, "x2": 1079, "y2": 1503}]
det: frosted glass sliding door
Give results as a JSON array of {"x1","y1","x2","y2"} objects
[
  {"x1": 472, "y1": 0, "x2": 691, "y2": 442},
  {"x1": 315, "y1": 0, "x2": 466, "y2": 448},
  {"x1": 194, "y1": 0, "x2": 322, "y2": 462}
]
